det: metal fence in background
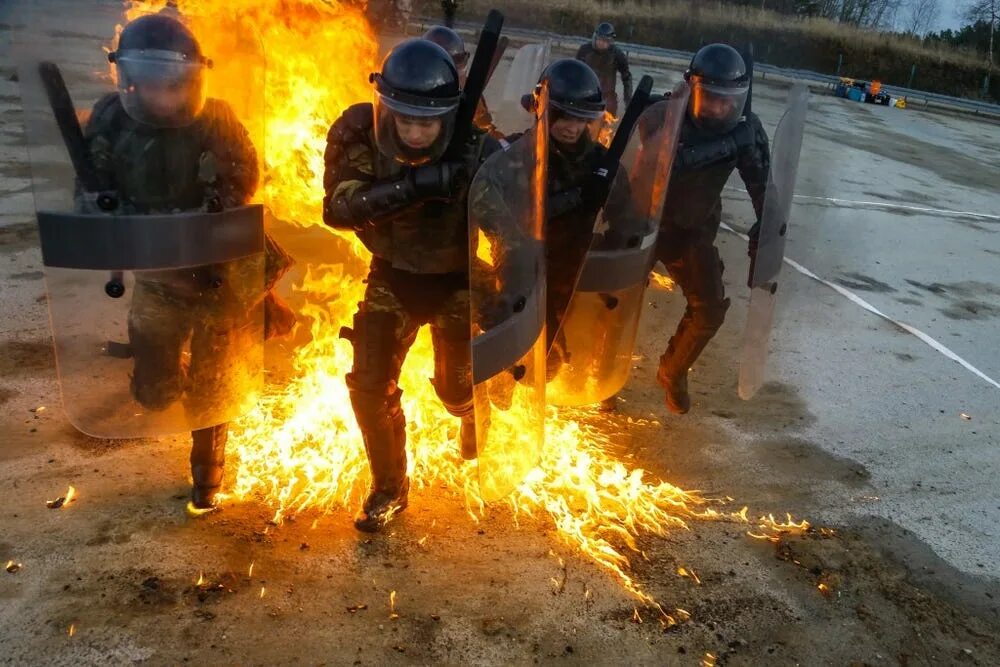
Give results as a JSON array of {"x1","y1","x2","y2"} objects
[{"x1": 412, "y1": 17, "x2": 1000, "y2": 121}]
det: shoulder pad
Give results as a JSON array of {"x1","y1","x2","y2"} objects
[
  {"x1": 85, "y1": 92, "x2": 124, "y2": 136},
  {"x1": 201, "y1": 97, "x2": 238, "y2": 122},
  {"x1": 328, "y1": 103, "x2": 374, "y2": 145},
  {"x1": 343, "y1": 103, "x2": 374, "y2": 131}
]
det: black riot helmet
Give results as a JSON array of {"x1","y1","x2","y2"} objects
[
  {"x1": 371, "y1": 39, "x2": 462, "y2": 165},
  {"x1": 422, "y1": 26, "x2": 469, "y2": 73},
  {"x1": 592, "y1": 22, "x2": 616, "y2": 51},
  {"x1": 534, "y1": 59, "x2": 605, "y2": 146},
  {"x1": 684, "y1": 43, "x2": 749, "y2": 134},
  {"x1": 108, "y1": 14, "x2": 211, "y2": 128},
  {"x1": 541, "y1": 59, "x2": 605, "y2": 120}
]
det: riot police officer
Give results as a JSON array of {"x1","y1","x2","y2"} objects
[
  {"x1": 526, "y1": 60, "x2": 622, "y2": 369},
  {"x1": 87, "y1": 14, "x2": 293, "y2": 508},
  {"x1": 323, "y1": 39, "x2": 500, "y2": 532},
  {"x1": 422, "y1": 25, "x2": 501, "y2": 138},
  {"x1": 575, "y1": 22, "x2": 633, "y2": 117},
  {"x1": 653, "y1": 43, "x2": 770, "y2": 414}
]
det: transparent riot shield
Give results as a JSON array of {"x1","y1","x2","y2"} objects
[
  {"x1": 16, "y1": 7, "x2": 268, "y2": 438},
  {"x1": 547, "y1": 86, "x2": 689, "y2": 406},
  {"x1": 468, "y1": 86, "x2": 549, "y2": 502},
  {"x1": 738, "y1": 84, "x2": 809, "y2": 400},
  {"x1": 492, "y1": 41, "x2": 550, "y2": 136}
]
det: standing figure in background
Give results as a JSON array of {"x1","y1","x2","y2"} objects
[
  {"x1": 575, "y1": 22, "x2": 632, "y2": 117},
  {"x1": 423, "y1": 25, "x2": 503, "y2": 138}
]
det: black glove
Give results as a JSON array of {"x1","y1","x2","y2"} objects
[
  {"x1": 408, "y1": 160, "x2": 468, "y2": 200},
  {"x1": 747, "y1": 220, "x2": 761, "y2": 288},
  {"x1": 580, "y1": 163, "x2": 618, "y2": 213}
]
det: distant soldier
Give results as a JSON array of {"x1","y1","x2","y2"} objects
[{"x1": 575, "y1": 22, "x2": 633, "y2": 117}]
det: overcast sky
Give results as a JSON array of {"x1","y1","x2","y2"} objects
[{"x1": 934, "y1": 0, "x2": 968, "y2": 31}]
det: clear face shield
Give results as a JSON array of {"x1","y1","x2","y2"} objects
[
  {"x1": 373, "y1": 89, "x2": 458, "y2": 166},
  {"x1": 593, "y1": 35, "x2": 614, "y2": 52},
  {"x1": 548, "y1": 96, "x2": 605, "y2": 147},
  {"x1": 688, "y1": 76, "x2": 749, "y2": 133},
  {"x1": 113, "y1": 49, "x2": 209, "y2": 128}
]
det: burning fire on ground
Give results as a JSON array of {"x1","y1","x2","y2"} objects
[{"x1": 119, "y1": 0, "x2": 805, "y2": 615}]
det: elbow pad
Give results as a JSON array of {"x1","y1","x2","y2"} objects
[{"x1": 324, "y1": 177, "x2": 416, "y2": 229}]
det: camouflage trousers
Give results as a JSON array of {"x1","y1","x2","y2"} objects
[
  {"x1": 346, "y1": 258, "x2": 473, "y2": 419},
  {"x1": 128, "y1": 277, "x2": 262, "y2": 427}
]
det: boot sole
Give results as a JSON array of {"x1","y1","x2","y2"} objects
[{"x1": 353, "y1": 501, "x2": 409, "y2": 533}]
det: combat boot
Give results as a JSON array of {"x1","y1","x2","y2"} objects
[
  {"x1": 354, "y1": 477, "x2": 410, "y2": 533},
  {"x1": 190, "y1": 423, "x2": 228, "y2": 509},
  {"x1": 352, "y1": 390, "x2": 410, "y2": 533},
  {"x1": 656, "y1": 361, "x2": 691, "y2": 415}
]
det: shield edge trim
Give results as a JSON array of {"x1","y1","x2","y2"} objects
[{"x1": 38, "y1": 204, "x2": 265, "y2": 270}]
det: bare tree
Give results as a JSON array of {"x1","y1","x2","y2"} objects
[
  {"x1": 902, "y1": 0, "x2": 940, "y2": 33},
  {"x1": 838, "y1": 0, "x2": 905, "y2": 27},
  {"x1": 965, "y1": 0, "x2": 996, "y2": 77}
]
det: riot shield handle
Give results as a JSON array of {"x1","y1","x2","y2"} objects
[
  {"x1": 445, "y1": 9, "x2": 503, "y2": 161},
  {"x1": 37, "y1": 62, "x2": 117, "y2": 209},
  {"x1": 38, "y1": 62, "x2": 125, "y2": 298}
]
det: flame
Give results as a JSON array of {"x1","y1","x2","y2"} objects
[
  {"x1": 64, "y1": 486, "x2": 76, "y2": 505},
  {"x1": 109, "y1": 1, "x2": 805, "y2": 613},
  {"x1": 649, "y1": 270, "x2": 675, "y2": 291},
  {"x1": 389, "y1": 590, "x2": 399, "y2": 619},
  {"x1": 196, "y1": 571, "x2": 205, "y2": 587},
  {"x1": 597, "y1": 111, "x2": 617, "y2": 148},
  {"x1": 677, "y1": 566, "x2": 701, "y2": 585},
  {"x1": 259, "y1": 586, "x2": 266, "y2": 599},
  {"x1": 68, "y1": 624, "x2": 76, "y2": 638},
  {"x1": 248, "y1": 561, "x2": 255, "y2": 578},
  {"x1": 747, "y1": 513, "x2": 811, "y2": 542}
]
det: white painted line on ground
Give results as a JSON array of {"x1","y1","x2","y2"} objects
[
  {"x1": 724, "y1": 187, "x2": 1000, "y2": 221},
  {"x1": 721, "y1": 222, "x2": 1000, "y2": 391},
  {"x1": 793, "y1": 195, "x2": 1000, "y2": 221}
]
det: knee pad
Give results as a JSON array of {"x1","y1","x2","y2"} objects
[
  {"x1": 430, "y1": 327, "x2": 473, "y2": 417},
  {"x1": 344, "y1": 310, "x2": 402, "y2": 397}
]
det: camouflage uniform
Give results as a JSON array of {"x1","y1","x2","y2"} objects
[
  {"x1": 84, "y1": 92, "x2": 292, "y2": 499},
  {"x1": 323, "y1": 102, "x2": 498, "y2": 491},
  {"x1": 575, "y1": 43, "x2": 633, "y2": 117},
  {"x1": 655, "y1": 110, "x2": 770, "y2": 385}
]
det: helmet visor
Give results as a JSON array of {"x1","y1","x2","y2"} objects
[
  {"x1": 689, "y1": 78, "x2": 748, "y2": 133},
  {"x1": 115, "y1": 50, "x2": 207, "y2": 127},
  {"x1": 550, "y1": 97, "x2": 605, "y2": 121},
  {"x1": 374, "y1": 91, "x2": 458, "y2": 165}
]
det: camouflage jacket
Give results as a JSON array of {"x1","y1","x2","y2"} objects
[
  {"x1": 575, "y1": 43, "x2": 633, "y2": 102},
  {"x1": 323, "y1": 102, "x2": 498, "y2": 274},
  {"x1": 82, "y1": 94, "x2": 291, "y2": 308},
  {"x1": 661, "y1": 112, "x2": 770, "y2": 234},
  {"x1": 84, "y1": 93, "x2": 259, "y2": 213}
]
